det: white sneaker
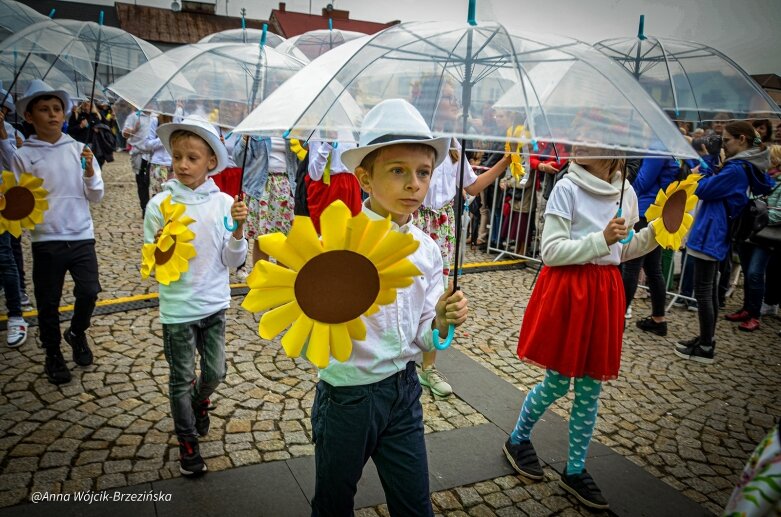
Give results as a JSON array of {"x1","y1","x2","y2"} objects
[
  {"x1": 236, "y1": 266, "x2": 250, "y2": 281},
  {"x1": 7, "y1": 317, "x2": 27, "y2": 348},
  {"x1": 760, "y1": 303, "x2": 778, "y2": 317},
  {"x1": 418, "y1": 365, "x2": 453, "y2": 397},
  {"x1": 625, "y1": 307, "x2": 632, "y2": 319},
  {"x1": 20, "y1": 291, "x2": 33, "y2": 312}
]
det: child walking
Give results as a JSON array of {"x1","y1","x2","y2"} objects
[
  {"x1": 311, "y1": 99, "x2": 468, "y2": 515},
  {"x1": 144, "y1": 118, "x2": 248, "y2": 476},
  {"x1": 11, "y1": 80, "x2": 103, "y2": 384},
  {"x1": 502, "y1": 143, "x2": 660, "y2": 509}
]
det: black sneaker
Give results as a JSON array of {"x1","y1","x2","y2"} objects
[
  {"x1": 503, "y1": 438, "x2": 544, "y2": 480},
  {"x1": 559, "y1": 467, "x2": 609, "y2": 510},
  {"x1": 635, "y1": 316, "x2": 668, "y2": 336},
  {"x1": 676, "y1": 336, "x2": 700, "y2": 352},
  {"x1": 675, "y1": 344, "x2": 715, "y2": 364},
  {"x1": 178, "y1": 437, "x2": 207, "y2": 476},
  {"x1": 44, "y1": 350, "x2": 72, "y2": 385},
  {"x1": 193, "y1": 399, "x2": 213, "y2": 437},
  {"x1": 63, "y1": 328, "x2": 93, "y2": 366}
]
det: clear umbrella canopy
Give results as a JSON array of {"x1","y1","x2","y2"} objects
[
  {"x1": 0, "y1": 51, "x2": 107, "y2": 103},
  {"x1": 276, "y1": 28, "x2": 366, "y2": 62},
  {"x1": 235, "y1": 21, "x2": 697, "y2": 160},
  {"x1": 595, "y1": 29, "x2": 781, "y2": 123},
  {"x1": 199, "y1": 28, "x2": 286, "y2": 47},
  {"x1": 107, "y1": 42, "x2": 306, "y2": 130},
  {"x1": 0, "y1": 0, "x2": 49, "y2": 43},
  {"x1": 0, "y1": 19, "x2": 162, "y2": 85}
]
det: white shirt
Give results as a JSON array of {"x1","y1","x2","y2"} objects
[
  {"x1": 268, "y1": 137, "x2": 287, "y2": 172},
  {"x1": 307, "y1": 140, "x2": 357, "y2": 181},
  {"x1": 122, "y1": 112, "x2": 153, "y2": 157},
  {"x1": 318, "y1": 202, "x2": 444, "y2": 387},
  {"x1": 423, "y1": 139, "x2": 478, "y2": 210}
]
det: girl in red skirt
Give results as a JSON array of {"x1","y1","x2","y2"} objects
[
  {"x1": 502, "y1": 145, "x2": 661, "y2": 510},
  {"x1": 305, "y1": 138, "x2": 362, "y2": 233}
]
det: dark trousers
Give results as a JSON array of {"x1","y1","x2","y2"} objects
[
  {"x1": 10, "y1": 235, "x2": 25, "y2": 291},
  {"x1": 738, "y1": 243, "x2": 772, "y2": 318},
  {"x1": 134, "y1": 157, "x2": 150, "y2": 215},
  {"x1": 679, "y1": 248, "x2": 695, "y2": 297},
  {"x1": 32, "y1": 240, "x2": 101, "y2": 352},
  {"x1": 693, "y1": 257, "x2": 720, "y2": 347},
  {"x1": 311, "y1": 361, "x2": 432, "y2": 517},
  {"x1": 622, "y1": 217, "x2": 666, "y2": 316},
  {"x1": 765, "y1": 249, "x2": 781, "y2": 306},
  {"x1": 0, "y1": 233, "x2": 22, "y2": 318}
]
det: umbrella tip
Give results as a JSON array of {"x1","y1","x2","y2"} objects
[
  {"x1": 48, "y1": 8, "x2": 56, "y2": 17},
  {"x1": 638, "y1": 14, "x2": 646, "y2": 40},
  {"x1": 283, "y1": 129, "x2": 291, "y2": 138},
  {"x1": 698, "y1": 158, "x2": 709, "y2": 171},
  {"x1": 531, "y1": 139, "x2": 539, "y2": 153},
  {"x1": 260, "y1": 23, "x2": 268, "y2": 48},
  {"x1": 328, "y1": 18, "x2": 333, "y2": 30},
  {"x1": 99, "y1": 10, "x2": 104, "y2": 25},
  {"x1": 467, "y1": 0, "x2": 477, "y2": 25}
]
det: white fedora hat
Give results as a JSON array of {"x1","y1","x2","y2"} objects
[
  {"x1": 0, "y1": 88, "x2": 14, "y2": 113},
  {"x1": 15, "y1": 79, "x2": 71, "y2": 116},
  {"x1": 157, "y1": 117, "x2": 229, "y2": 175},
  {"x1": 341, "y1": 98, "x2": 450, "y2": 172}
]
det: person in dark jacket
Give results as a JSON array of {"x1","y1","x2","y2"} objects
[
  {"x1": 675, "y1": 121, "x2": 773, "y2": 363},
  {"x1": 67, "y1": 100, "x2": 102, "y2": 144}
]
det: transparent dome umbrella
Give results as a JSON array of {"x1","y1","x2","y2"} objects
[
  {"x1": 107, "y1": 41, "x2": 306, "y2": 131},
  {"x1": 235, "y1": 2, "x2": 697, "y2": 348},
  {"x1": 0, "y1": 0, "x2": 49, "y2": 43},
  {"x1": 0, "y1": 18, "x2": 162, "y2": 86},
  {"x1": 199, "y1": 28, "x2": 286, "y2": 47},
  {"x1": 594, "y1": 15, "x2": 781, "y2": 123},
  {"x1": 276, "y1": 25, "x2": 365, "y2": 62}
]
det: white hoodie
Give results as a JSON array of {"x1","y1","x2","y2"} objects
[
  {"x1": 144, "y1": 178, "x2": 247, "y2": 324},
  {"x1": 11, "y1": 133, "x2": 103, "y2": 242}
]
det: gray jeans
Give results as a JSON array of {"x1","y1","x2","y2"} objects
[{"x1": 162, "y1": 310, "x2": 227, "y2": 439}]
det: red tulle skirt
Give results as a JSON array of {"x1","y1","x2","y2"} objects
[
  {"x1": 212, "y1": 167, "x2": 243, "y2": 199},
  {"x1": 517, "y1": 264, "x2": 625, "y2": 381},
  {"x1": 306, "y1": 174, "x2": 363, "y2": 233}
]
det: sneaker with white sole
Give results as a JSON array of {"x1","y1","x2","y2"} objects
[
  {"x1": 624, "y1": 306, "x2": 632, "y2": 319},
  {"x1": 19, "y1": 292, "x2": 33, "y2": 312},
  {"x1": 760, "y1": 303, "x2": 778, "y2": 317},
  {"x1": 418, "y1": 365, "x2": 453, "y2": 397},
  {"x1": 6, "y1": 317, "x2": 27, "y2": 348}
]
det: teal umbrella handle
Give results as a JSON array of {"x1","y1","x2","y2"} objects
[
  {"x1": 433, "y1": 324, "x2": 455, "y2": 350},
  {"x1": 467, "y1": 0, "x2": 477, "y2": 25},
  {"x1": 224, "y1": 216, "x2": 238, "y2": 232},
  {"x1": 81, "y1": 144, "x2": 90, "y2": 170},
  {"x1": 616, "y1": 207, "x2": 634, "y2": 244}
]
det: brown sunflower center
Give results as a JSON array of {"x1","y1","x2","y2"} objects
[
  {"x1": 154, "y1": 235, "x2": 177, "y2": 265},
  {"x1": 662, "y1": 190, "x2": 687, "y2": 233},
  {"x1": 1, "y1": 186, "x2": 35, "y2": 221},
  {"x1": 295, "y1": 250, "x2": 380, "y2": 324}
]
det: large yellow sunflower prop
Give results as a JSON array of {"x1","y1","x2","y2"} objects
[
  {"x1": 645, "y1": 174, "x2": 701, "y2": 250},
  {"x1": 289, "y1": 138, "x2": 307, "y2": 160},
  {"x1": 141, "y1": 195, "x2": 197, "y2": 285},
  {"x1": 242, "y1": 200, "x2": 422, "y2": 368},
  {"x1": 0, "y1": 171, "x2": 48, "y2": 238},
  {"x1": 504, "y1": 125, "x2": 526, "y2": 181}
]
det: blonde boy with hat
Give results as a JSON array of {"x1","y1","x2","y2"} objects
[
  {"x1": 144, "y1": 117, "x2": 248, "y2": 476},
  {"x1": 11, "y1": 80, "x2": 103, "y2": 385},
  {"x1": 310, "y1": 99, "x2": 468, "y2": 516}
]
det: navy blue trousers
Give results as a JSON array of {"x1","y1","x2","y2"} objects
[{"x1": 311, "y1": 361, "x2": 432, "y2": 517}]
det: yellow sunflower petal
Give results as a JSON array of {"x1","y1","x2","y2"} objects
[
  {"x1": 681, "y1": 212, "x2": 693, "y2": 229},
  {"x1": 345, "y1": 317, "x2": 366, "y2": 341},
  {"x1": 371, "y1": 238, "x2": 420, "y2": 271},
  {"x1": 258, "y1": 233, "x2": 307, "y2": 270},
  {"x1": 305, "y1": 321, "x2": 331, "y2": 368},
  {"x1": 280, "y1": 313, "x2": 314, "y2": 358},
  {"x1": 287, "y1": 216, "x2": 323, "y2": 259},
  {"x1": 685, "y1": 195, "x2": 698, "y2": 212},
  {"x1": 177, "y1": 242, "x2": 197, "y2": 259},
  {"x1": 259, "y1": 301, "x2": 302, "y2": 340},
  {"x1": 374, "y1": 288, "x2": 397, "y2": 306},
  {"x1": 29, "y1": 208, "x2": 45, "y2": 223},
  {"x1": 378, "y1": 259, "x2": 422, "y2": 279},
  {"x1": 365, "y1": 304, "x2": 380, "y2": 316},
  {"x1": 242, "y1": 287, "x2": 295, "y2": 313},
  {"x1": 329, "y1": 323, "x2": 352, "y2": 362},
  {"x1": 247, "y1": 261, "x2": 297, "y2": 289},
  {"x1": 0, "y1": 197, "x2": 6, "y2": 211},
  {"x1": 320, "y1": 201, "x2": 351, "y2": 250},
  {"x1": 644, "y1": 203, "x2": 662, "y2": 221},
  {"x1": 345, "y1": 212, "x2": 371, "y2": 251},
  {"x1": 158, "y1": 234, "x2": 175, "y2": 252},
  {"x1": 380, "y1": 276, "x2": 415, "y2": 289},
  {"x1": 1, "y1": 171, "x2": 16, "y2": 187},
  {"x1": 156, "y1": 263, "x2": 174, "y2": 285},
  {"x1": 354, "y1": 218, "x2": 392, "y2": 255}
]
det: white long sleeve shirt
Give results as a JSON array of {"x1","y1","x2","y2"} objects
[
  {"x1": 318, "y1": 202, "x2": 445, "y2": 387},
  {"x1": 307, "y1": 140, "x2": 357, "y2": 181},
  {"x1": 422, "y1": 139, "x2": 478, "y2": 210},
  {"x1": 11, "y1": 133, "x2": 103, "y2": 242}
]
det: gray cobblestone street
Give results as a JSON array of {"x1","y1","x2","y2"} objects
[{"x1": 1, "y1": 154, "x2": 779, "y2": 515}]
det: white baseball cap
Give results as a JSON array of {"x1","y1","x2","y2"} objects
[
  {"x1": 341, "y1": 98, "x2": 450, "y2": 171},
  {"x1": 15, "y1": 79, "x2": 71, "y2": 116},
  {"x1": 156, "y1": 117, "x2": 229, "y2": 175}
]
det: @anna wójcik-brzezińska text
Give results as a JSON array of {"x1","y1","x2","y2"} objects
[{"x1": 30, "y1": 490, "x2": 173, "y2": 504}]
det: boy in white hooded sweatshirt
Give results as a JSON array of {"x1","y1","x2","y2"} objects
[
  {"x1": 144, "y1": 117, "x2": 247, "y2": 477},
  {"x1": 11, "y1": 80, "x2": 103, "y2": 385}
]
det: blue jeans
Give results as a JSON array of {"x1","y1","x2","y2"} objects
[
  {"x1": 0, "y1": 233, "x2": 22, "y2": 318},
  {"x1": 311, "y1": 361, "x2": 432, "y2": 517},
  {"x1": 162, "y1": 310, "x2": 227, "y2": 439},
  {"x1": 739, "y1": 243, "x2": 772, "y2": 318}
]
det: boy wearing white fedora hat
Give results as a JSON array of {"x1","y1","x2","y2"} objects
[
  {"x1": 144, "y1": 117, "x2": 248, "y2": 477},
  {"x1": 310, "y1": 99, "x2": 469, "y2": 516},
  {"x1": 11, "y1": 79, "x2": 103, "y2": 385}
]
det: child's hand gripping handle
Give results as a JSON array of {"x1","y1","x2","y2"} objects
[
  {"x1": 224, "y1": 199, "x2": 240, "y2": 232},
  {"x1": 616, "y1": 207, "x2": 634, "y2": 244},
  {"x1": 81, "y1": 145, "x2": 89, "y2": 170}
]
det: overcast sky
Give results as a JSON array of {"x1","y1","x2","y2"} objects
[{"x1": 64, "y1": 0, "x2": 779, "y2": 75}]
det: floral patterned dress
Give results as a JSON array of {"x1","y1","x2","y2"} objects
[
  {"x1": 724, "y1": 422, "x2": 781, "y2": 516},
  {"x1": 244, "y1": 172, "x2": 294, "y2": 239},
  {"x1": 413, "y1": 199, "x2": 455, "y2": 278}
]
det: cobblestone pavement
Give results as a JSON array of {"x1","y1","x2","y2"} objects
[{"x1": 2, "y1": 154, "x2": 779, "y2": 515}]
